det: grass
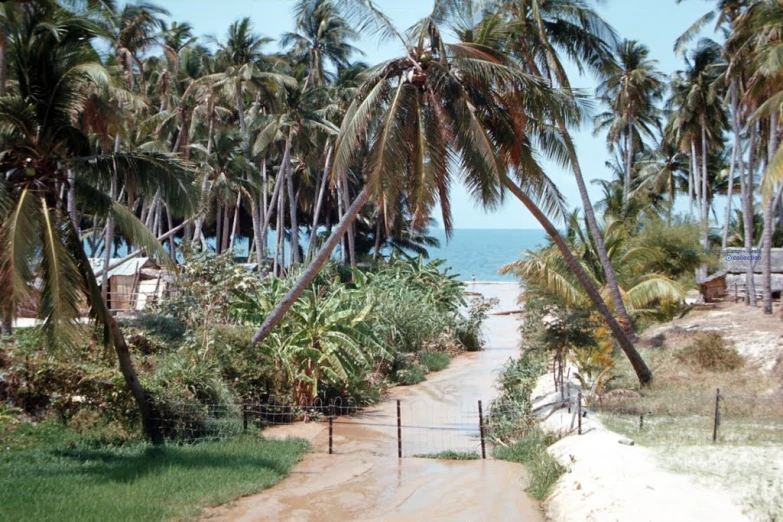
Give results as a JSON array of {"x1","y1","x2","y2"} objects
[
  {"x1": 493, "y1": 429, "x2": 565, "y2": 501},
  {"x1": 420, "y1": 352, "x2": 450, "y2": 373},
  {"x1": 598, "y1": 329, "x2": 783, "y2": 521},
  {"x1": 0, "y1": 422, "x2": 309, "y2": 522},
  {"x1": 413, "y1": 450, "x2": 479, "y2": 460}
]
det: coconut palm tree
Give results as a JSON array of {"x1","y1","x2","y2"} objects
[
  {"x1": 468, "y1": 0, "x2": 640, "y2": 341},
  {"x1": 282, "y1": 0, "x2": 361, "y2": 88},
  {"x1": 594, "y1": 40, "x2": 664, "y2": 210},
  {"x1": 252, "y1": 1, "x2": 653, "y2": 384},
  {"x1": 0, "y1": 2, "x2": 196, "y2": 442}
]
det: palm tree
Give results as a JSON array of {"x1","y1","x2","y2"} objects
[
  {"x1": 502, "y1": 212, "x2": 684, "y2": 321},
  {"x1": 0, "y1": 2, "x2": 196, "y2": 442},
  {"x1": 666, "y1": 38, "x2": 727, "y2": 280},
  {"x1": 594, "y1": 40, "x2": 664, "y2": 210},
  {"x1": 282, "y1": 0, "x2": 361, "y2": 88},
  {"x1": 472, "y1": 0, "x2": 640, "y2": 341},
  {"x1": 251, "y1": 1, "x2": 653, "y2": 385},
  {"x1": 636, "y1": 141, "x2": 690, "y2": 224}
]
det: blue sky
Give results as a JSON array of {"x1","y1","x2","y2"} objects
[{"x1": 153, "y1": 0, "x2": 714, "y2": 229}]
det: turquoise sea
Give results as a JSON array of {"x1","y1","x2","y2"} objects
[{"x1": 425, "y1": 229, "x2": 549, "y2": 282}]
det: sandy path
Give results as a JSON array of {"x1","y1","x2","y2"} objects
[
  {"x1": 535, "y1": 375, "x2": 750, "y2": 522},
  {"x1": 204, "y1": 283, "x2": 543, "y2": 522}
]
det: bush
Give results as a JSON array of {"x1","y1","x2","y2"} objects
[
  {"x1": 675, "y1": 332, "x2": 745, "y2": 372},
  {"x1": 420, "y1": 352, "x2": 450, "y2": 372},
  {"x1": 394, "y1": 364, "x2": 427, "y2": 386},
  {"x1": 456, "y1": 297, "x2": 497, "y2": 351}
]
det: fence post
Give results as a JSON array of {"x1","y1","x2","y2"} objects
[
  {"x1": 713, "y1": 388, "x2": 721, "y2": 443},
  {"x1": 329, "y1": 400, "x2": 334, "y2": 455},
  {"x1": 577, "y1": 391, "x2": 582, "y2": 435},
  {"x1": 478, "y1": 400, "x2": 486, "y2": 459},
  {"x1": 639, "y1": 413, "x2": 644, "y2": 431},
  {"x1": 567, "y1": 385, "x2": 571, "y2": 413},
  {"x1": 397, "y1": 400, "x2": 402, "y2": 459},
  {"x1": 243, "y1": 405, "x2": 248, "y2": 432}
]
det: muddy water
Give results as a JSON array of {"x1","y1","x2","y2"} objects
[{"x1": 206, "y1": 283, "x2": 543, "y2": 522}]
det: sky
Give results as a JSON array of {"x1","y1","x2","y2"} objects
[{"x1": 150, "y1": 0, "x2": 714, "y2": 229}]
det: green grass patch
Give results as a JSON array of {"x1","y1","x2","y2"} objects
[
  {"x1": 0, "y1": 424, "x2": 309, "y2": 521},
  {"x1": 420, "y1": 352, "x2": 450, "y2": 373},
  {"x1": 413, "y1": 450, "x2": 479, "y2": 460},
  {"x1": 493, "y1": 429, "x2": 565, "y2": 501}
]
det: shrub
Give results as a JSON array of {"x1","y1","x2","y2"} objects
[
  {"x1": 456, "y1": 297, "x2": 497, "y2": 351},
  {"x1": 394, "y1": 364, "x2": 427, "y2": 386},
  {"x1": 493, "y1": 429, "x2": 565, "y2": 500},
  {"x1": 420, "y1": 352, "x2": 450, "y2": 372},
  {"x1": 675, "y1": 332, "x2": 744, "y2": 372}
]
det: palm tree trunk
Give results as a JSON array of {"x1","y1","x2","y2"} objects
[
  {"x1": 308, "y1": 142, "x2": 332, "y2": 258},
  {"x1": 193, "y1": 105, "x2": 215, "y2": 250},
  {"x1": 559, "y1": 127, "x2": 639, "y2": 341},
  {"x1": 337, "y1": 178, "x2": 348, "y2": 264},
  {"x1": 251, "y1": 192, "x2": 264, "y2": 266},
  {"x1": 342, "y1": 176, "x2": 356, "y2": 269},
  {"x1": 745, "y1": 124, "x2": 758, "y2": 306},
  {"x1": 166, "y1": 207, "x2": 176, "y2": 260},
  {"x1": 230, "y1": 191, "x2": 241, "y2": 251},
  {"x1": 688, "y1": 151, "x2": 694, "y2": 220},
  {"x1": 692, "y1": 139, "x2": 702, "y2": 222},
  {"x1": 699, "y1": 120, "x2": 709, "y2": 282},
  {"x1": 261, "y1": 159, "x2": 269, "y2": 261},
  {"x1": 66, "y1": 221, "x2": 162, "y2": 443},
  {"x1": 373, "y1": 213, "x2": 382, "y2": 260},
  {"x1": 762, "y1": 112, "x2": 780, "y2": 314},
  {"x1": 251, "y1": 185, "x2": 373, "y2": 346},
  {"x1": 502, "y1": 177, "x2": 652, "y2": 385},
  {"x1": 102, "y1": 136, "x2": 121, "y2": 303},
  {"x1": 221, "y1": 204, "x2": 230, "y2": 254},
  {"x1": 722, "y1": 140, "x2": 738, "y2": 249},
  {"x1": 761, "y1": 187, "x2": 782, "y2": 314},
  {"x1": 215, "y1": 204, "x2": 223, "y2": 254},
  {"x1": 285, "y1": 134, "x2": 300, "y2": 265},
  {"x1": 623, "y1": 121, "x2": 633, "y2": 212},
  {"x1": 67, "y1": 169, "x2": 78, "y2": 232}
]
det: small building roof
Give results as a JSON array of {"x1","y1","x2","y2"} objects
[
  {"x1": 722, "y1": 248, "x2": 783, "y2": 274},
  {"x1": 89, "y1": 257, "x2": 160, "y2": 279},
  {"x1": 701, "y1": 271, "x2": 727, "y2": 285}
]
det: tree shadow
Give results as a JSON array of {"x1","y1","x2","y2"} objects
[{"x1": 49, "y1": 440, "x2": 298, "y2": 484}]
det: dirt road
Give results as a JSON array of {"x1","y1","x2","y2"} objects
[{"x1": 205, "y1": 283, "x2": 543, "y2": 522}]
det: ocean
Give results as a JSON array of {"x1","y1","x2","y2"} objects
[
  {"x1": 92, "y1": 228, "x2": 549, "y2": 283},
  {"x1": 426, "y1": 229, "x2": 549, "y2": 282}
]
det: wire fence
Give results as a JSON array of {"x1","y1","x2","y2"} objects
[{"x1": 149, "y1": 395, "x2": 538, "y2": 458}]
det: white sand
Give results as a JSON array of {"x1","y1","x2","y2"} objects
[{"x1": 533, "y1": 374, "x2": 749, "y2": 522}]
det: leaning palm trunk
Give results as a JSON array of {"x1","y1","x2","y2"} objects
[
  {"x1": 502, "y1": 178, "x2": 652, "y2": 385},
  {"x1": 252, "y1": 185, "x2": 372, "y2": 346},
  {"x1": 561, "y1": 127, "x2": 639, "y2": 341},
  {"x1": 65, "y1": 221, "x2": 162, "y2": 444}
]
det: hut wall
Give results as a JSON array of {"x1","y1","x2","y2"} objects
[{"x1": 109, "y1": 274, "x2": 136, "y2": 311}]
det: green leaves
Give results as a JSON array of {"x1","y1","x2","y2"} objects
[{"x1": 38, "y1": 202, "x2": 85, "y2": 352}]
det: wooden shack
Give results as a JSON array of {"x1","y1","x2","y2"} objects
[
  {"x1": 89, "y1": 258, "x2": 169, "y2": 313},
  {"x1": 701, "y1": 248, "x2": 783, "y2": 302}
]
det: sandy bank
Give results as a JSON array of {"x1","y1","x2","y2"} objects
[{"x1": 533, "y1": 374, "x2": 749, "y2": 521}]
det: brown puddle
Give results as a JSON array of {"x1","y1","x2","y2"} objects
[{"x1": 204, "y1": 283, "x2": 543, "y2": 522}]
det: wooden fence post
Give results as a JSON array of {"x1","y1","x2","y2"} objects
[
  {"x1": 397, "y1": 400, "x2": 402, "y2": 459},
  {"x1": 577, "y1": 391, "x2": 582, "y2": 435},
  {"x1": 713, "y1": 388, "x2": 721, "y2": 443},
  {"x1": 478, "y1": 400, "x2": 486, "y2": 459},
  {"x1": 243, "y1": 405, "x2": 248, "y2": 432},
  {"x1": 639, "y1": 413, "x2": 644, "y2": 431}
]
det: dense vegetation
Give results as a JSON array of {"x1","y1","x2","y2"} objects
[{"x1": 1, "y1": 255, "x2": 486, "y2": 442}]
